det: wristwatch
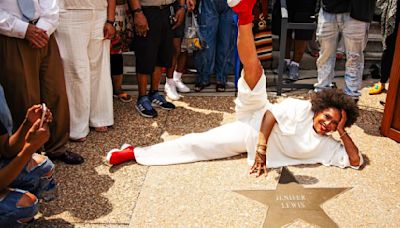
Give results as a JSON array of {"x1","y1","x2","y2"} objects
[
  {"x1": 106, "y1": 19, "x2": 115, "y2": 25},
  {"x1": 132, "y1": 8, "x2": 143, "y2": 14}
]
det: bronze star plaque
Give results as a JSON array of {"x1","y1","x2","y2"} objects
[{"x1": 235, "y1": 167, "x2": 350, "y2": 228}]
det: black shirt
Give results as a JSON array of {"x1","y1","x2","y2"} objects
[
  {"x1": 321, "y1": 0, "x2": 350, "y2": 14},
  {"x1": 321, "y1": 0, "x2": 376, "y2": 22}
]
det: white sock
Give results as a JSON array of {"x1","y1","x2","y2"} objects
[
  {"x1": 284, "y1": 59, "x2": 291, "y2": 65},
  {"x1": 290, "y1": 61, "x2": 299, "y2": 67},
  {"x1": 173, "y1": 71, "x2": 183, "y2": 81},
  {"x1": 166, "y1": 78, "x2": 175, "y2": 85}
]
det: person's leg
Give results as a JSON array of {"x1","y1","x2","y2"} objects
[
  {"x1": 215, "y1": 3, "x2": 235, "y2": 90},
  {"x1": 39, "y1": 35, "x2": 71, "y2": 155},
  {"x1": 134, "y1": 121, "x2": 250, "y2": 165},
  {"x1": 194, "y1": 0, "x2": 218, "y2": 91},
  {"x1": 111, "y1": 54, "x2": 132, "y2": 102},
  {"x1": 342, "y1": 13, "x2": 368, "y2": 99},
  {"x1": 293, "y1": 40, "x2": 308, "y2": 63},
  {"x1": 165, "y1": 37, "x2": 181, "y2": 100},
  {"x1": 315, "y1": 9, "x2": 339, "y2": 92},
  {"x1": 132, "y1": 8, "x2": 162, "y2": 118},
  {"x1": 9, "y1": 154, "x2": 56, "y2": 199},
  {"x1": 0, "y1": 189, "x2": 39, "y2": 225},
  {"x1": 174, "y1": 51, "x2": 190, "y2": 92},
  {"x1": 55, "y1": 9, "x2": 92, "y2": 140},
  {"x1": 88, "y1": 9, "x2": 114, "y2": 131},
  {"x1": 148, "y1": 7, "x2": 176, "y2": 110}
]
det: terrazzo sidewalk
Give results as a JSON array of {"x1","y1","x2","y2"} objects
[{"x1": 31, "y1": 82, "x2": 400, "y2": 227}]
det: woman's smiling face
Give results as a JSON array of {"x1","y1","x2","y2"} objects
[{"x1": 313, "y1": 107, "x2": 342, "y2": 135}]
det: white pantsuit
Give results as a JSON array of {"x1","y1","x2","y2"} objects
[
  {"x1": 135, "y1": 70, "x2": 362, "y2": 169},
  {"x1": 55, "y1": 9, "x2": 113, "y2": 139}
]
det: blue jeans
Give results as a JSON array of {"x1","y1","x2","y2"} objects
[
  {"x1": 315, "y1": 9, "x2": 369, "y2": 97},
  {"x1": 0, "y1": 155, "x2": 55, "y2": 226},
  {"x1": 195, "y1": 0, "x2": 235, "y2": 85}
]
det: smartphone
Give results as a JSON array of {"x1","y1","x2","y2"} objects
[{"x1": 39, "y1": 103, "x2": 47, "y2": 128}]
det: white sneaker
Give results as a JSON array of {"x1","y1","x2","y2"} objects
[
  {"x1": 165, "y1": 81, "x2": 180, "y2": 100},
  {"x1": 174, "y1": 79, "x2": 190, "y2": 93}
]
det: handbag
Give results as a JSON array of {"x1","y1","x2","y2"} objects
[
  {"x1": 253, "y1": 0, "x2": 273, "y2": 61},
  {"x1": 181, "y1": 12, "x2": 206, "y2": 53}
]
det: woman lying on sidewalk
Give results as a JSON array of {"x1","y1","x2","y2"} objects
[{"x1": 107, "y1": 0, "x2": 363, "y2": 176}]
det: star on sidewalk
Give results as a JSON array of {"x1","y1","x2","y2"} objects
[{"x1": 235, "y1": 167, "x2": 350, "y2": 228}]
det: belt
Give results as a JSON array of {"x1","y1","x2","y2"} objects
[{"x1": 142, "y1": 4, "x2": 172, "y2": 9}]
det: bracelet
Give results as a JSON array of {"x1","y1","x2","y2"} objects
[
  {"x1": 256, "y1": 144, "x2": 267, "y2": 155},
  {"x1": 132, "y1": 8, "x2": 143, "y2": 14},
  {"x1": 339, "y1": 131, "x2": 348, "y2": 138}
]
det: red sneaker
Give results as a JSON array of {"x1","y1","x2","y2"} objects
[
  {"x1": 106, "y1": 144, "x2": 135, "y2": 165},
  {"x1": 227, "y1": 0, "x2": 256, "y2": 25}
]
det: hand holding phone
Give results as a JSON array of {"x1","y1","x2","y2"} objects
[{"x1": 39, "y1": 103, "x2": 47, "y2": 128}]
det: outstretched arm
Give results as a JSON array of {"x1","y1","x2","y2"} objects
[{"x1": 237, "y1": 24, "x2": 263, "y2": 90}]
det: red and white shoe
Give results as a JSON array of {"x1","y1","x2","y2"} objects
[
  {"x1": 227, "y1": 0, "x2": 256, "y2": 25},
  {"x1": 106, "y1": 143, "x2": 135, "y2": 165}
]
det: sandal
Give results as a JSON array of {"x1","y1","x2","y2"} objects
[
  {"x1": 194, "y1": 82, "x2": 211, "y2": 92},
  {"x1": 113, "y1": 91, "x2": 132, "y2": 103},
  {"x1": 94, "y1": 126, "x2": 108, "y2": 132},
  {"x1": 216, "y1": 83, "x2": 226, "y2": 92}
]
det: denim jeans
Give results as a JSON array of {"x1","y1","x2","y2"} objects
[
  {"x1": 315, "y1": 9, "x2": 369, "y2": 98},
  {"x1": 0, "y1": 155, "x2": 55, "y2": 226},
  {"x1": 195, "y1": 0, "x2": 235, "y2": 85}
]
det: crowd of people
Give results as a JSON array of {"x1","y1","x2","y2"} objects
[{"x1": 1, "y1": 0, "x2": 398, "y2": 225}]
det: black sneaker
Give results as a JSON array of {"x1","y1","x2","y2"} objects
[
  {"x1": 148, "y1": 91, "x2": 175, "y2": 110},
  {"x1": 135, "y1": 96, "x2": 158, "y2": 118}
]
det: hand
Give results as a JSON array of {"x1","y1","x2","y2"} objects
[
  {"x1": 337, "y1": 109, "x2": 347, "y2": 133},
  {"x1": 134, "y1": 13, "x2": 149, "y2": 37},
  {"x1": 24, "y1": 119, "x2": 50, "y2": 153},
  {"x1": 172, "y1": 8, "x2": 185, "y2": 29},
  {"x1": 25, "y1": 24, "x2": 49, "y2": 48},
  {"x1": 103, "y1": 23, "x2": 116, "y2": 39},
  {"x1": 186, "y1": 0, "x2": 196, "y2": 12},
  {"x1": 25, "y1": 104, "x2": 53, "y2": 126},
  {"x1": 250, "y1": 153, "x2": 267, "y2": 177}
]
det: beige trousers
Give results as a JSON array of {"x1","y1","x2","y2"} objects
[{"x1": 55, "y1": 9, "x2": 114, "y2": 139}]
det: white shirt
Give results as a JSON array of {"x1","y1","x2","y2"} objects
[{"x1": 0, "y1": 0, "x2": 59, "y2": 38}]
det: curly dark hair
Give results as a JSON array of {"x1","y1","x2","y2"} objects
[{"x1": 310, "y1": 89, "x2": 359, "y2": 127}]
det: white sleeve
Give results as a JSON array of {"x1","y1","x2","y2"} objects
[
  {"x1": 269, "y1": 98, "x2": 311, "y2": 135},
  {"x1": 36, "y1": 0, "x2": 59, "y2": 35},
  {"x1": 0, "y1": 9, "x2": 29, "y2": 38},
  {"x1": 234, "y1": 70, "x2": 269, "y2": 120},
  {"x1": 328, "y1": 139, "x2": 364, "y2": 169}
]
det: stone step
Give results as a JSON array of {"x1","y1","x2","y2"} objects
[
  {"x1": 122, "y1": 67, "x2": 375, "y2": 88},
  {"x1": 271, "y1": 31, "x2": 383, "y2": 53}
]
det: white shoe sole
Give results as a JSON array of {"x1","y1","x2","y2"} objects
[{"x1": 227, "y1": 0, "x2": 241, "y2": 7}]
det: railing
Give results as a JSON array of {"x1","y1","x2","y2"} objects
[{"x1": 276, "y1": 0, "x2": 317, "y2": 95}]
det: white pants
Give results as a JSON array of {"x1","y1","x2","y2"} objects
[
  {"x1": 135, "y1": 73, "x2": 269, "y2": 166},
  {"x1": 55, "y1": 9, "x2": 114, "y2": 139}
]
